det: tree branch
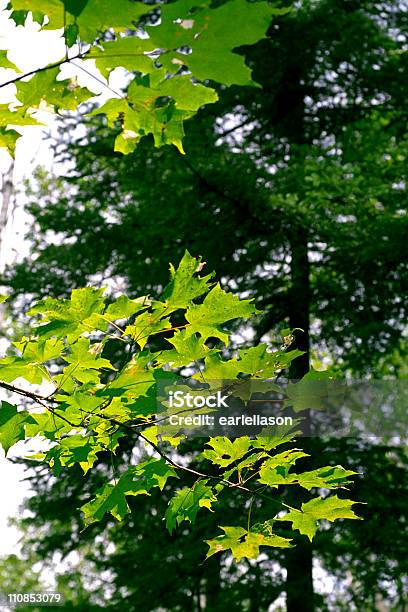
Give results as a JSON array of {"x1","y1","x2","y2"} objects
[
  {"x1": 0, "y1": 51, "x2": 88, "y2": 90},
  {"x1": 0, "y1": 377, "x2": 296, "y2": 512}
]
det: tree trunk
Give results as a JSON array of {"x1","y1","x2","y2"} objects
[
  {"x1": 288, "y1": 225, "x2": 310, "y2": 379},
  {"x1": 284, "y1": 225, "x2": 315, "y2": 612},
  {"x1": 204, "y1": 555, "x2": 221, "y2": 611},
  {"x1": 285, "y1": 539, "x2": 314, "y2": 612}
]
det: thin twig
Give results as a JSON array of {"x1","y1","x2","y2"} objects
[
  {"x1": 70, "y1": 61, "x2": 125, "y2": 100},
  {"x1": 0, "y1": 51, "x2": 88, "y2": 89}
]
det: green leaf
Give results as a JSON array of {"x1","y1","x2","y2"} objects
[
  {"x1": 162, "y1": 251, "x2": 214, "y2": 310},
  {"x1": 93, "y1": 96, "x2": 190, "y2": 155},
  {"x1": 0, "y1": 355, "x2": 48, "y2": 385},
  {"x1": 24, "y1": 410, "x2": 75, "y2": 440},
  {"x1": 157, "y1": 76, "x2": 218, "y2": 112},
  {"x1": 192, "y1": 352, "x2": 240, "y2": 380},
  {"x1": 202, "y1": 436, "x2": 251, "y2": 467},
  {"x1": 29, "y1": 286, "x2": 106, "y2": 341},
  {"x1": 88, "y1": 98, "x2": 128, "y2": 127},
  {"x1": 0, "y1": 402, "x2": 33, "y2": 456},
  {"x1": 165, "y1": 480, "x2": 217, "y2": 534},
  {"x1": 64, "y1": 337, "x2": 115, "y2": 371},
  {"x1": 258, "y1": 449, "x2": 309, "y2": 482},
  {"x1": 285, "y1": 368, "x2": 337, "y2": 412},
  {"x1": 236, "y1": 344, "x2": 302, "y2": 377},
  {"x1": 295, "y1": 466, "x2": 358, "y2": 491},
  {"x1": 16, "y1": 67, "x2": 94, "y2": 111},
  {"x1": 104, "y1": 294, "x2": 150, "y2": 321},
  {"x1": 236, "y1": 344, "x2": 270, "y2": 375},
  {"x1": 182, "y1": 0, "x2": 278, "y2": 86},
  {"x1": 125, "y1": 311, "x2": 172, "y2": 349},
  {"x1": 45, "y1": 434, "x2": 108, "y2": 475},
  {"x1": 13, "y1": 337, "x2": 64, "y2": 363},
  {"x1": 126, "y1": 75, "x2": 189, "y2": 152},
  {"x1": 0, "y1": 50, "x2": 20, "y2": 71},
  {"x1": 11, "y1": 0, "x2": 153, "y2": 36},
  {"x1": 0, "y1": 128, "x2": 19, "y2": 157},
  {"x1": 206, "y1": 526, "x2": 293, "y2": 561},
  {"x1": 64, "y1": 23, "x2": 79, "y2": 47},
  {"x1": 157, "y1": 330, "x2": 216, "y2": 367},
  {"x1": 278, "y1": 495, "x2": 362, "y2": 541},
  {"x1": 11, "y1": 0, "x2": 66, "y2": 28},
  {"x1": 185, "y1": 283, "x2": 259, "y2": 344},
  {"x1": 259, "y1": 462, "x2": 357, "y2": 491},
  {"x1": 147, "y1": 0, "x2": 281, "y2": 86},
  {"x1": 9, "y1": 9, "x2": 29, "y2": 26},
  {"x1": 0, "y1": 106, "x2": 43, "y2": 127},
  {"x1": 90, "y1": 37, "x2": 155, "y2": 78},
  {"x1": 220, "y1": 450, "x2": 268, "y2": 481},
  {"x1": 93, "y1": 74, "x2": 216, "y2": 154},
  {"x1": 75, "y1": 0, "x2": 154, "y2": 42},
  {"x1": 252, "y1": 421, "x2": 301, "y2": 452},
  {"x1": 63, "y1": 0, "x2": 87, "y2": 17},
  {"x1": 100, "y1": 355, "x2": 155, "y2": 400},
  {"x1": 59, "y1": 338, "x2": 115, "y2": 385},
  {"x1": 81, "y1": 458, "x2": 177, "y2": 525}
]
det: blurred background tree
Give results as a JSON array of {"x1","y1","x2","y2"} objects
[{"x1": 0, "y1": 0, "x2": 407, "y2": 610}]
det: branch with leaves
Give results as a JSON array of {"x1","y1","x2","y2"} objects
[
  {"x1": 0, "y1": 0, "x2": 289, "y2": 156},
  {"x1": 0, "y1": 252, "x2": 361, "y2": 561}
]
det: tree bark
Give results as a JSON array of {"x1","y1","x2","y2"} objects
[
  {"x1": 284, "y1": 225, "x2": 315, "y2": 612},
  {"x1": 288, "y1": 225, "x2": 310, "y2": 379},
  {"x1": 204, "y1": 555, "x2": 221, "y2": 611}
]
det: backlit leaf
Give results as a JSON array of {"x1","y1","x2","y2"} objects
[
  {"x1": 206, "y1": 526, "x2": 293, "y2": 561},
  {"x1": 81, "y1": 458, "x2": 177, "y2": 525},
  {"x1": 0, "y1": 402, "x2": 34, "y2": 456},
  {"x1": 278, "y1": 495, "x2": 362, "y2": 541},
  {"x1": 165, "y1": 480, "x2": 217, "y2": 534}
]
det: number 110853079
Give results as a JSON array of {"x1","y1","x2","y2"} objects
[{"x1": 3, "y1": 592, "x2": 63, "y2": 607}]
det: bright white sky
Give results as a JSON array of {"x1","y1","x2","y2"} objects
[
  {"x1": 0, "y1": 0, "x2": 132, "y2": 562},
  {"x1": 0, "y1": 2, "x2": 82, "y2": 557},
  {"x1": 0, "y1": 10, "x2": 53, "y2": 559}
]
